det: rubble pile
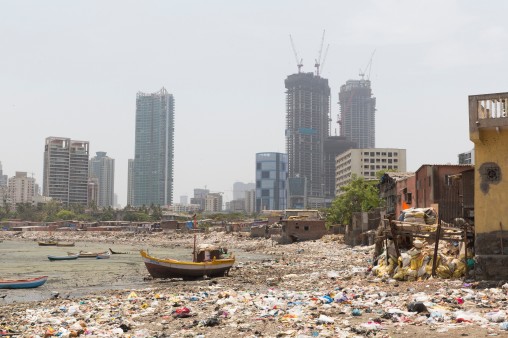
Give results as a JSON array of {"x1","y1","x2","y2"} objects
[{"x1": 372, "y1": 239, "x2": 472, "y2": 282}]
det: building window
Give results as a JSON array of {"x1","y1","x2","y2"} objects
[
  {"x1": 256, "y1": 163, "x2": 261, "y2": 170},
  {"x1": 304, "y1": 225, "x2": 309, "y2": 231},
  {"x1": 261, "y1": 189, "x2": 269, "y2": 197},
  {"x1": 370, "y1": 152, "x2": 374, "y2": 156},
  {"x1": 261, "y1": 171, "x2": 270, "y2": 178},
  {"x1": 256, "y1": 180, "x2": 261, "y2": 188},
  {"x1": 388, "y1": 152, "x2": 392, "y2": 157}
]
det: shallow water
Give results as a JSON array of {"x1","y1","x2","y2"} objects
[{"x1": 0, "y1": 239, "x2": 272, "y2": 303}]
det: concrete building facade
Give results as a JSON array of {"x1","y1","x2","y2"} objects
[
  {"x1": 43, "y1": 137, "x2": 89, "y2": 205},
  {"x1": 468, "y1": 92, "x2": 508, "y2": 280},
  {"x1": 323, "y1": 136, "x2": 356, "y2": 204},
  {"x1": 89, "y1": 151, "x2": 115, "y2": 208},
  {"x1": 133, "y1": 88, "x2": 174, "y2": 207},
  {"x1": 127, "y1": 159, "x2": 134, "y2": 207},
  {"x1": 0, "y1": 161, "x2": 7, "y2": 187},
  {"x1": 245, "y1": 189, "x2": 256, "y2": 214},
  {"x1": 205, "y1": 193, "x2": 222, "y2": 213},
  {"x1": 285, "y1": 72, "x2": 330, "y2": 208},
  {"x1": 256, "y1": 152, "x2": 288, "y2": 212},
  {"x1": 8, "y1": 172, "x2": 36, "y2": 207},
  {"x1": 335, "y1": 148, "x2": 406, "y2": 194},
  {"x1": 338, "y1": 79, "x2": 376, "y2": 148}
]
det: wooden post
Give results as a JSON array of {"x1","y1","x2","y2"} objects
[
  {"x1": 431, "y1": 223, "x2": 442, "y2": 277},
  {"x1": 390, "y1": 220, "x2": 401, "y2": 259},
  {"x1": 463, "y1": 224, "x2": 468, "y2": 278}
]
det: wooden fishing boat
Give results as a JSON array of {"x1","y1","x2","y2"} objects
[
  {"x1": 48, "y1": 254, "x2": 79, "y2": 261},
  {"x1": 68, "y1": 251, "x2": 108, "y2": 258},
  {"x1": 96, "y1": 252, "x2": 111, "y2": 259},
  {"x1": 56, "y1": 242, "x2": 75, "y2": 247},
  {"x1": 38, "y1": 241, "x2": 58, "y2": 246},
  {"x1": 140, "y1": 245, "x2": 235, "y2": 279},
  {"x1": 0, "y1": 276, "x2": 48, "y2": 289}
]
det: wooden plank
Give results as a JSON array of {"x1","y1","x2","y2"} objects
[{"x1": 431, "y1": 223, "x2": 442, "y2": 277}]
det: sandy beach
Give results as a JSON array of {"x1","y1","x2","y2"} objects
[{"x1": 0, "y1": 230, "x2": 507, "y2": 337}]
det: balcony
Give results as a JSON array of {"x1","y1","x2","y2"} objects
[{"x1": 469, "y1": 92, "x2": 508, "y2": 140}]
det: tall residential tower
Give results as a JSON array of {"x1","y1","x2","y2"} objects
[
  {"x1": 43, "y1": 137, "x2": 89, "y2": 205},
  {"x1": 285, "y1": 72, "x2": 330, "y2": 208},
  {"x1": 89, "y1": 151, "x2": 115, "y2": 208},
  {"x1": 133, "y1": 88, "x2": 175, "y2": 206}
]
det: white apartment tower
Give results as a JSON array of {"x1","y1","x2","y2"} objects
[
  {"x1": 8, "y1": 172, "x2": 36, "y2": 207},
  {"x1": 89, "y1": 151, "x2": 115, "y2": 208},
  {"x1": 43, "y1": 137, "x2": 89, "y2": 205}
]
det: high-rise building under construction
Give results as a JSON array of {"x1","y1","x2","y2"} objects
[
  {"x1": 285, "y1": 72, "x2": 330, "y2": 208},
  {"x1": 338, "y1": 79, "x2": 376, "y2": 148}
]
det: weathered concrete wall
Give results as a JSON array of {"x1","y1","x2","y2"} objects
[{"x1": 469, "y1": 93, "x2": 508, "y2": 280}]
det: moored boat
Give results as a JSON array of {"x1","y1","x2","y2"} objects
[
  {"x1": 38, "y1": 241, "x2": 58, "y2": 246},
  {"x1": 140, "y1": 245, "x2": 235, "y2": 279},
  {"x1": 48, "y1": 254, "x2": 79, "y2": 261},
  {"x1": 68, "y1": 251, "x2": 109, "y2": 258},
  {"x1": 96, "y1": 252, "x2": 111, "y2": 259},
  {"x1": 0, "y1": 276, "x2": 48, "y2": 289},
  {"x1": 56, "y1": 242, "x2": 75, "y2": 247}
]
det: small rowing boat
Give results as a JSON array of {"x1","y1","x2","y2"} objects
[
  {"x1": 48, "y1": 254, "x2": 79, "y2": 261},
  {"x1": 0, "y1": 276, "x2": 48, "y2": 289},
  {"x1": 68, "y1": 251, "x2": 109, "y2": 258},
  {"x1": 38, "y1": 241, "x2": 58, "y2": 246},
  {"x1": 96, "y1": 252, "x2": 111, "y2": 259},
  {"x1": 56, "y1": 242, "x2": 75, "y2": 247}
]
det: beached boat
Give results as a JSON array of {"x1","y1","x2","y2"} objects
[
  {"x1": 38, "y1": 241, "x2": 58, "y2": 246},
  {"x1": 96, "y1": 252, "x2": 111, "y2": 259},
  {"x1": 56, "y1": 242, "x2": 75, "y2": 247},
  {"x1": 48, "y1": 254, "x2": 79, "y2": 261},
  {"x1": 0, "y1": 276, "x2": 48, "y2": 289},
  {"x1": 140, "y1": 244, "x2": 235, "y2": 279},
  {"x1": 68, "y1": 251, "x2": 108, "y2": 258}
]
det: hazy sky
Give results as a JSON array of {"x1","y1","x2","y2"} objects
[{"x1": 1, "y1": 1, "x2": 507, "y2": 206}]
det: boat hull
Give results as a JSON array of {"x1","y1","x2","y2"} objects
[
  {"x1": 140, "y1": 250, "x2": 234, "y2": 279},
  {"x1": 0, "y1": 276, "x2": 48, "y2": 289},
  {"x1": 56, "y1": 242, "x2": 75, "y2": 247},
  {"x1": 48, "y1": 254, "x2": 79, "y2": 261},
  {"x1": 38, "y1": 242, "x2": 58, "y2": 246}
]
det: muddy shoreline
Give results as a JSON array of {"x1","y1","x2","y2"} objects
[{"x1": 1, "y1": 231, "x2": 507, "y2": 337}]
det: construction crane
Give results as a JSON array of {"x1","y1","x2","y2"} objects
[
  {"x1": 359, "y1": 49, "x2": 376, "y2": 80},
  {"x1": 289, "y1": 34, "x2": 303, "y2": 73},
  {"x1": 314, "y1": 30, "x2": 327, "y2": 77}
]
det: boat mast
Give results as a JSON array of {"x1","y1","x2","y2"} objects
[{"x1": 192, "y1": 214, "x2": 197, "y2": 262}]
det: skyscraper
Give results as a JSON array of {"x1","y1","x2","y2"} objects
[
  {"x1": 338, "y1": 79, "x2": 376, "y2": 148},
  {"x1": 127, "y1": 159, "x2": 134, "y2": 206},
  {"x1": 285, "y1": 72, "x2": 330, "y2": 207},
  {"x1": 43, "y1": 137, "x2": 89, "y2": 205},
  {"x1": 256, "y1": 152, "x2": 288, "y2": 211},
  {"x1": 0, "y1": 161, "x2": 7, "y2": 187},
  {"x1": 89, "y1": 151, "x2": 115, "y2": 208},
  {"x1": 133, "y1": 88, "x2": 175, "y2": 207}
]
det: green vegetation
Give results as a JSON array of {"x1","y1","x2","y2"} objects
[
  {"x1": 327, "y1": 175, "x2": 383, "y2": 226},
  {"x1": 0, "y1": 201, "x2": 166, "y2": 223}
]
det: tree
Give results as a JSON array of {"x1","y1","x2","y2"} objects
[
  {"x1": 55, "y1": 210, "x2": 76, "y2": 220},
  {"x1": 327, "y1": 175, "x2": 383, "y2": 226}
]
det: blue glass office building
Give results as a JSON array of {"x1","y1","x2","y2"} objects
[
  {"x1": 256, "y1": 152, "x2": 287, "y2": 212},
  {"x1": 133, "y1": 88, "x2": 174, "y2": 206}
]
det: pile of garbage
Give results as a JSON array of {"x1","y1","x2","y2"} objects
[
  {"x1": 372, "y1": 239, "x2": 473, "y2": 281},
  {"x1": 399, "y1": 207, "x2": 437, "y2": 225}
]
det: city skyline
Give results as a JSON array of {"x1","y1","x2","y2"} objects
[{"x1": 1, "y1": 1, "x2": 507, "y2": 206}]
